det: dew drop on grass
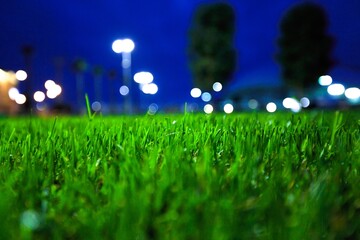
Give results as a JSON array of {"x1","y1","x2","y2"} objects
[
  {"x1": 96, "y1": 158, "x2": 101, "y2": 167},
  {"x1": 172, "y1": 120, "x2": 177, "y2": 124},
  {"x1": 20, "y1": 210, "x2": 41, "y2": 230}
]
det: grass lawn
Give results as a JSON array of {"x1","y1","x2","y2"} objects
[{"x1": 0, "y1": 111, "x2": 359, "y2": 239}]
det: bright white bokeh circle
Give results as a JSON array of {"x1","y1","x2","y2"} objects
[
  {"x1": 266, "y1": 102, "x2": 277, "y2": 113},
  {"x1": 223, "y1": 103, "x2": 234, "y2": 114},
  {"x1": 345, "y1": 87, "x2": 360, "y2": 100},
  {"x1": 44, "y1": 80, "x2": 56, "y2": 90},
  {"x1": 133, "y1": 72, "x2": 153, "y2": 84},
  {"x1": 33, "y1": 91, "x2": 46, "y2": 102},
  {"x1": 212, "y1": 82, "x2": 222, "y2": 92},
  {"x1": 15, "y1": 94, "x2": 26, "y2": 104},
  {"x1": 327, "y1": 83, "x2": 345, "y2": 96},
  {"x1": 8, "y1": 87, "x2": 19, "y2": 100},
  {"x1": 16, "y1": 70, "x2": 27, "y2": 81},
  {"x1": 190, "y1": 88, "x2": 202, "y2": 98},
  {"x1": 318, "y1": 75, "x2": 332, "y2": 86},
  {"x1": 204, "y1": 104, "x2": 213, "y2": 114}
]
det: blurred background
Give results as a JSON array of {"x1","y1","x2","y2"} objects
[{"x1": 0, "y1": 0, "x2": 359, "y2": 115}]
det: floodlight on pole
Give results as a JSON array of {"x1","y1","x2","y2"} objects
[{"x1": 112, "y1": 38, "x2": 135, "y2": 113}]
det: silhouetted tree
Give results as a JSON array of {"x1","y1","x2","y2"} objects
[
  {"x1": 277, "y1": 3, "x2": 334, "y2": 94},
  {"x1": 108, "y1": 69, "x2": 117, "y2": 113},
  {"x1": 188, "y1": 2, "x2": 237, "y2": 91},
  {"x1": 92, "y1": 65, "x2": 104, "y2": 103},
  {"x1": 72, "y1": 58, "x2": 87, "y2": 113}
]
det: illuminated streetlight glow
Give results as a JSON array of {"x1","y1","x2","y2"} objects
[
  {"x1": 282, "y1": 97, "x2": 301, "y2": 112},
  {"x1": 112, "y1": 38, "x2": 135, "y2": 53},
  {"x1": 15, "y1": 94, "x2": 26, "y2": 104},
  {"x1": 212, "y1": 82, "x2": 222, "y2": 92},
  {"x1": 33, "y1": 91, "x2": 45, "y2": 102},
  {"x1": 223, "y1": 103, "x2": 234, "y2": 114},
  {"x1": 112, "y1": 38, "x2": 135, "y2": 114},
  {"x1": 266, "y1": 102, "x2": 277, "y2": 113},
  {"x1": 46, "y1": 84, "x2": 62, "y2": 99},
  {"x1": 201, "y1": 92, "x2": 211, "y2": 102},
  {"x1": 44, "y1": 80, "x2": 56, "y2": 90},
  {"x1": 345, "y1": 87, "x2": 360, "y2": 100},
  {"x1": 121, "y1": 39, "x2": 135, "y2": 53},
  {"x1": 204, "y1": 104, "x2": 213, "y2": 114},
  {"x1": 318, "y1": 75, "x2": 332, "y2": 86},
  {"x1": 8, "y1": 87, "x2": 19, "y2": 100},
  {"x1": 53, "y1": 84, "x2": 62, "y2": 96},
  {"x1": 16, "y1": 70, "x2": 27, "y2": 81},
  {"x1": 133, "y1": 71, "x2": 153, "y2": 84},
  {"x1": 141, "y1": 83, "x2": 158, "y2": 95},
  {"x1": 112, "y1": 40, "x2": 124, "y2": 53},
  {"x1": 190, "y1": 88, "x2": 201, "y2": 98},
  {"x1": 327, "y1": 83, "x2": 345, "y2": 96},
  {"x1": 283, "y1": 97, "x2": 298, "y2": 108}
]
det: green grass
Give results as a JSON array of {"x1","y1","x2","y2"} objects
[{"x1": 0, "y1": 111, "x2": 359, "y2": 239}]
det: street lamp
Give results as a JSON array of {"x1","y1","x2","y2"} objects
[{"x1": 112, "y1": 38, "x2": 135, "y2": 113}]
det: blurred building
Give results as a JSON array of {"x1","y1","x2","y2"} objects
[{"x1": 0, "y1": 69, "x2": 19, "y2": 115}]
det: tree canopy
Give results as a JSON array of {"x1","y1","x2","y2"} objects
[
  {"x1": 188, "y1": 3, "x2": 237, "y2": 91},
  {"x1": 277, "y1": 3, "x2": 334, "y2": 93}
]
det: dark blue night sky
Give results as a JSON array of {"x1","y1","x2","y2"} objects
[{"x1": 0, "y1": 0, "x2": 359, "y2": 109}]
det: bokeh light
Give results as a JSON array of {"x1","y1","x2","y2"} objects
[
  {"x1": 36, "y1": 103, "x2": 46, "y2": 111},
  {"x1": 20, "y1": 210, "x2": 41, "y2": 230},
  {"x1": 112, "y1": 39, "x2": 124, "y2": 53},
  {"x1": 8, "y1": 87, "x2": 19, "y2": 100},
  {"x1": 121, "y1": 39, "x2": 135, "y2": 53},
  {"x1": 300, "y1": 97, "x2": 310, "y2": 108},
  {"x1": 141, "y1": 83, "x2": 158, "y2": 95},
  {"x1": 248, "y1": 99, "x2": 259, "y2": 109},
  {"x1": 283, "y1": 97, "x2": 296, "y2": 109},
  {"x1": 223, "y1": 103, "x2": 234, "y2": 114},
  {"x1": 318, "y1": 75, "x2": 332, "y2": 86},
  {"x1": 344, "y1": 87, "x2": 360, "y2": 100},
  {"x1": 44, "y1": 80, "x2": 56, "y2": 90},
  {"x1": 327, "y1": 83, "x2": 345, "y2": 96},
  {"x1": 133, "y1": 72, "x2": 153, "y2": 84},
  {"x1": 91, "y1": 101, "x2": 102, "y2": 112},
  {"x1": 112, "y1": 38, "x2": 135, "y2": 53},
  {"x1": 46, "y1": 84, "x2": 62, "y2": 99},
  {"x1": 248, "y1": 99, "x2": 258, "y2": 109},
  {"x1": 148, "y1": 103, "x2": 159, "y2": 115},
  {"x1": 212, "y1": 82, "x2": 222, "y2": 92},
  {"x1": 33, "y1": 91, "x2": 45, "y2": 103},
  {"x1": 190, "y1": 88, "x2": 201, "y2": 98},
  {"x1": 204, "y1": 104, "x2": 213, "y2": 114},
  {"x1": 15, "y1": 94, "x2": 26, "y2": 104},
  {"x1": 201, "y1": 92, "x2": 211, "y2": 102},
  {"x1": 15, "y1": 70, "x2": 27, "y2": 81},
  {"x1": 266, "y1": 102, "x2": 277, "y2": 113},
  {"x1": 119, "y1": 85, "x2": 129, "y2": 96}
]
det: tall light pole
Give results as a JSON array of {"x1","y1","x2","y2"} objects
[{"x1": 112, "y1": 38, "x2": 135, "y2": 114}]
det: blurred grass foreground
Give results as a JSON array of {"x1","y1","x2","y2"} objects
[{"x1": 0, "y1": 111, "x2": 359, "y2": 239}]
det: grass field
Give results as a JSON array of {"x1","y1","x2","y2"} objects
[{"x1": 0, "y1": 111, "x2": 359, "y2": 239}]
